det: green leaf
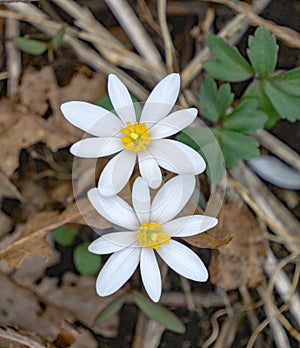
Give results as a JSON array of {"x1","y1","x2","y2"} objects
[
  {"x1": 132, "y1": 291, "x2": 185, "y2": 333},
  {"x1": 73, "y1": 243, "x2": 102, "y2": 275},
  {"x1": 52, "y1": 24, "x2": 67, "y2": 50},
  {"x1": 177, "y1": 128, "x2": 226, "y2": 183},
  {"x1": 247, "y1": 27, "x2": 278, "y2": 78},
  {"x1": 95, "y1": 95, "x2": 114, "y2": 110},
  {"x1": 52, "y1": 225, "x2": 79, "y2": 246},
  {"x1": 199, "y1": 78, "x2": 233, "y2": 121},
  {"x1": 94, "y1": 294, "x2": 126, "y2": 325},
  {"x1": 13, "y1": 37, "x2": 47, "y2": 55},
  {"x1": 242, "y1": 80, "x2": 280, "y2": 128},
  {"x1": 203, "y1": 34, "x2": 253, "y2": 82},
  {"x1": 262, "y1": 80, "x2": 300, "y2": 122},
  {"x1": 213, "y1": 128, "x2": 260, "y2": 168},
  {"x1": 269, "y1": 68, "x2": 300, "y2": 96},
  {"x1": 224, "y1": 99, "x2": 268, "y2": 133}
]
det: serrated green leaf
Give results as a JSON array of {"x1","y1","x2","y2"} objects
[
  {"x1": 269, "y1": 68, "x2": 300, "y2": 96},
  {"x1": 213, "y1": 128, "x2": 260, "y2": 168},
  {"x1": 13, "y1": 37, "x2": 47, "y2": 55},
  {"x1": 52, "y1": 24, "x2": 66, "y2": 50},
  {"x1": 262, "y1": 80, "x2": 300, "y2": 122},
  {"x1": 247, "y1": 27, "x2": 278, "y2": 78},
  {"x1": 203, "y1": 35, "x2": 253, "y2": 82},
  {"x1": 94, "y1": 294, "x2": 126, "y2": 325},
  {"x1": 224, "y1": 99, "x2": 268, "y2": 133},
  {"x1": 52, "y1": 225, "x2": 78, "y2": 246},
  {"x1": 177, "y1": 128, "x2": 226, "y2": 183},
  {"x1": 242, "y1": 80, "x2": 280, "y2": 128},
  {"x1": 199, "y1": 78, "x2": 233, "y2": 121},
  {"x1": 132, "y1": 291, "x2": 185, "y2": 333},
  {"x1": 199, "y1": 78, "x2": 219, "y2": 121},
  {"x1": 73, "y1": 243, "x2": 102, "y2": 275}
]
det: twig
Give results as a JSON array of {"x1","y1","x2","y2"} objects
[
  {"x1": 264, "y1": 249, "x2": 300, "y2": 326},
  {"x1": 180, "y1": 276, "x2": 195, "y2": 311},
  {"x1": 203, "y1": 0, "x2": 300, "y2": 48},
  {"x1": 5, "y1": 17, "x2": 21, "y2": 95},
  {"x1": 157, "y1": 0, "x2": 176, "y2": 73},
  {"x1": 230, "y1": 162, "x2": 300, "y2": 253},
  {"x1": 181, "y1": 0, "x2": 271, "y2": 87},
  {"x1": 255, "y1": 129, "x2": 300, "y2": 172},
  {"x1": 4, "y1": 3, "x2": 149, "y2": 100},
  {"x1": 104, "y1": 0, "x2": 165, "y2": 79}
]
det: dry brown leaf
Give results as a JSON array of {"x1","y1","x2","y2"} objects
[
  {"x1": 208, "y1": 198, "x2": 267, "y2": 290},
  {"x1": 0, "y1": 198, "x2": 112, "y2": 268},
  {"x1": 0, "y1": 172, "x2": 22, "y2": 201},
  {"x1": 0, "y1": 212, "x2": 14, "y2": 239}
]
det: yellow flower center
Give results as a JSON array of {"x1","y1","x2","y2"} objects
[
  {"x1": 120, "y1": 121, "x2": 151, "y2": 152},
  {"x1": 137, "y1": 222, "x2": 170, "y2": 250}
]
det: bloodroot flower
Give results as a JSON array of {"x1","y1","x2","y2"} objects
[
  {"x1": 88, "y1": 175, "x2": 218, "y2": 302},
  {"x1": 61, "y1": 73, "x2": 206, "y2": 196}
]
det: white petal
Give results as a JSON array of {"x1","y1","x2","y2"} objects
[
  {"x1": 138, "y1": 150, "x2": 162, "y2": 189},
  {"x1": 108, "y1": 74, "x2": 136, "y2": 124},
  {"x1": 88, "y1": 188, "x2": 139, "y2": 230},
  {"x1": 61, "y1": 101, "x2": 122, "y2": 136},
  {"x1": 140, "y1": 73, "x2": 180, "y2": 125},
  {"x1": 150, "y1": 175, "x2": 195, "y2": 224},
  {"x1": 140, "y1": 248, "x2": 161, "y2": 302},
  {"x1": 163, "y1": 216, "x2": 218, "y2": 237},
  {"x1": 149, "y1": 139, "x2": 206, "y2": 174},
  {"x1": 88, "y1": 232, "x2": 138, "y2": 254},
  {"x1": 157, "y1": 240, "x2": 208, "y2": 281},
  {"x1": 98, "y1": 150, "x2": 136, "y2": 196},
  {"x1": 70, "y1": 137, "x2": 123, "y2": 158},
  {"x1": 149, "y1": 108, "x2": 198, "y2": 138},
  {"x1": 132, "y1": 177, "x2": 151, "y2": 225},
  {"x1": 96, "y1": 247, "x2": 141, "y2": 296}
]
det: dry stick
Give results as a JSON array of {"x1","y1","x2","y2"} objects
[
  {"x1": 5, "y1": 17, "x2": 21, "y2": 95},
  {"x1": 180, "y1": 276, "x2": 195, "y2": 311},
  {"x1": 104, "y1": 0, "x2": 165, "y2": 79},
  {"x1": 204, "y1": 0, "x2": 300, "y2": 48},
  {"x1": 5, "y1": 3, "x2": 149, "y2": 100},
  {"x1": 50, "y1": 0, "x2": 162, "y2": 81},
  {"x1": 255, "y1": 129, "x2": 300, "y2": 172},
  {"x1": 0, "y1": 327, "x2": 47, "y2": 348},
  {"x1": 264, "y1": 249, "x2": 300, "y2": 327},
  {"x1": 230, "y1": 162, "x2": 300, "y2": 253},
  {"x1": 181, "y1": 0, "x2": 271, "y2": 88},
  {"x1": 157, "y1": 0, "x2": 176, "y2": 73}
]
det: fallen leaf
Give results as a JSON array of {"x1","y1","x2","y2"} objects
[
  {"x1": 0, "y1": 212, "x2": 14, "y2": 239},
  {"x1": 0, "y1": 198, "x2": 112, "y2": 268},
  {"x1": 208, "y1": 198, "x2": 267, "y2": 290}
]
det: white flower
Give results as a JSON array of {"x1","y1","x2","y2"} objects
[
  {"x1": 88, "y1": 175, "x2": 218, "y2": 302},
  {"x1": 61, "y1": 73, "x2": 206, "y2": 196}
]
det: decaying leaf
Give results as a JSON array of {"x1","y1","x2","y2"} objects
[
  {"x1": 0, "y1": 171, "x2": 22, "y2": 200},
  {"x1": 208, "y1": 198, "x2": 267, "y2": 290},
  {"x1": 0, "y1": 198, "x2": 112, "y2": 268}
]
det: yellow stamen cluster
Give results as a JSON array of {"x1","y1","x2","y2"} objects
[
  {"x1": 120, "y1": 121, "x2": 150, "y2": 152},
  {"x1": 137, "y1": 222, "x2": 170, "y2": 250}
]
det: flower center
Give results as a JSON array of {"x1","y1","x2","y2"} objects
[
  {"x1": 137, "y1": 222, "x2": 170, "y2": 250},
  {"x1": 120, "y1": 121, "x2": 151, "y2": 152}
]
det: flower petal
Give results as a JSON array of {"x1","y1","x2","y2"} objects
[
  {"x1": 150, "y1": 175, "x2": 195, "y2": 224},
  {"x1": 163, "y1": 215, "x2": 218, "y2": 237},
  {"x1": 61, "y1": 101, "x2": 122, "y2": 136},
  {"x1": 88, "y1": 232, "x2": 138, "y2": 254},
  {"x1": 132, "y1": 177, "x2": 151, "y2": 225},
  {"x1": 138, "y1": 150, "x2": 162, "y2": 189},
  {"x1": 88, "y1": 188, "x2": 139, "y2": 230},
  {"x1": 108, "y1": 74, "x2": 136, "y2": 124},
  {"x1": 70, "y1": 137, "x2": 123, "y2": 158},
  {"x1": 149, "y1": 108, "x2": 198, "y2": 138},
  {"x1": 140, "y1": 248, "x2": 161, "y2": 302},
  {"x1": 98, "y1": 150, "x2": 136, "y2": 196},
  {"x1": 148, "y1": 139, "x2": 206, "y2": 174},
  {"x1": 96, "y1": 247, "x2": 141, "y2": 296},
  {"x1": 157, "y1": 240, "x2": 208, "y2": 281},
  {"x1": 140, "y1": 73, "x2": 180, "y2": 125}
]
